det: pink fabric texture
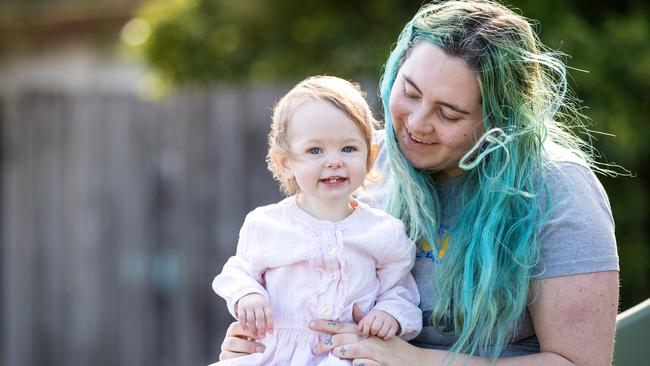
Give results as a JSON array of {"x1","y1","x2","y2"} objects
[{"x1": 211, "y1": 196, "x2": 421, "y2": 365}]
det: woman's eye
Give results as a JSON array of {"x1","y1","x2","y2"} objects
[
  {"x1": 342, "y1": 146, "x2": 357, "y2": 153},
  {"x1": 307, "y1": 147, "x2": 322, "y2": 154},
  {"x1": 403, "y1": 82, "x2": 417, "y2": 99},
  {"x1": 403, "y1": 85, "x2": 415, "y2": 98},
  {"x1": 439, "y1": 110, "x2": 459, "y2": 122}
]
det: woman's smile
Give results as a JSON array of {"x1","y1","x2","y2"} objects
[{"x1": 404, "y1": 127, "x2": 436, "y2": 146}]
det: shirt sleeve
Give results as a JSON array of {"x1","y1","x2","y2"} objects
[
  {"x1": 533, "y1": 161, "x2": 619, "y2": 279},
  {"x1": 372, "y1": 219, "x2": 423, "y2": 340},
  {"x1": 212, "y1": 213, "x2": 269, "y2": 319}
]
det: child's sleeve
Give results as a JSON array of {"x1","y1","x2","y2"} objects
[
  {"x1": 212, "y1": 213, "x2": 269, "y2": 319},
  {"x1": 372, "y1": 220, "x2": 422, "y2": 341}
]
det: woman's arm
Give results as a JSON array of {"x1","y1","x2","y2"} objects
[
  {"x1": 218, "y1": 321, "x2": 266, "y2": 361},
  {"x1": 526, "y1": 271, "x2": 619, "y2": 365},
  {"x1": 311, "y1": 270, "x2": 619, "y2": 366}
]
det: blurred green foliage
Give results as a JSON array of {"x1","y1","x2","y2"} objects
[
  {"x1": 133, "y1": 0, "x2": 649, "y2": 310},
  {"x1": 133, "y1": 0, "x2": 419, "y2": 83}
]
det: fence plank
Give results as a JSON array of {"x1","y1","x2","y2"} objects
[
  {"x1": 34, "y1": 92, "x2": 69, "y2": 366},
  {"x1": 3, "y1": 92, "x2": 36, "y2": 366}
]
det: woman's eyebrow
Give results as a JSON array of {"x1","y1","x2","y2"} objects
[{"x1": 402, "y1": 75, "x2": 471, "y2": 115}]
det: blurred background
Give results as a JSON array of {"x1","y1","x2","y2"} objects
[{"x1": 0, "y1": 0, "x2": 648, "y2": 365}]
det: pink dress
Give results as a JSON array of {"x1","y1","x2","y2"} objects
[{"x1": 211, "y1": 196, "x2": 421, "y2": 365}]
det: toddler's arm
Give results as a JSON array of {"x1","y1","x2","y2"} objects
[
  {"x1": 213, "y1": 214, "x2": 270, "y2": 329},
  {"x1": 372, "y1": 220, "x2": 422, "y2": 341}
]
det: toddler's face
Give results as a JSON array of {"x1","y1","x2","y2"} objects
[{"x1": 282, "y1": 99, "x2": 368, "y2": 208}]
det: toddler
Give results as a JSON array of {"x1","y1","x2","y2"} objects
[{"x1": 211, "y1": 76, "x2": 421, "y2": 365}]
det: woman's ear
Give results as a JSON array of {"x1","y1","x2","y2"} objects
[{"x1": 271, "y1": 152, "x2": 294, "y2": 179}]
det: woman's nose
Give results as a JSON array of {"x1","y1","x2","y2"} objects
[{"x1": 407, "y1": 107, "x2": 435, "y2": 135}]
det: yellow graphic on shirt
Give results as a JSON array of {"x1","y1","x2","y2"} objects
[{"x1": 416, "y1": 225, "x2": 449, "y2": 262}]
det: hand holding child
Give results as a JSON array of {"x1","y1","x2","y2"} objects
[
  {"x1": 357, "y1": 309, "x2": 400, "y2": 339},
  {"x1": 236, "y1": 293, "x2": 274, "y2": 339}
]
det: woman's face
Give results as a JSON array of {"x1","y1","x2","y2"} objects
[{"x1": 389, "y1": 42, "x2": 484, "y2": 179}]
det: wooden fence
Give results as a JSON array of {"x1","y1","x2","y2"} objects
[{"x1": 0, "y1": 80, "x2": 304, "y2": 365}]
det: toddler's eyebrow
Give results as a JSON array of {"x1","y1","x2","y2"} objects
[{"x1": 301, "y1": 137, "x2": 364, "y2": 144}]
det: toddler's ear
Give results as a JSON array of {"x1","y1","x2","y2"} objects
[
  {"x1": 369, "y1": 144, "x2": 379, "y2": 167},
  {"x1": 365, "y1": 144, "x2": 379, "y2": 173},
  {"x1": 271, "y1": 152, "x2": 294, "y2": 179}
]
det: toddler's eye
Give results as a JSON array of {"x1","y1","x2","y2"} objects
[
  {"x1": 342, "y1": 146, "x2": 357, "y2": 153},
  {"x1": 307, "y1": 147, "x2": 322, "y2": 154}
]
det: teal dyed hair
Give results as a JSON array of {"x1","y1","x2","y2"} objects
[{"x1": 380, "y1": 0, "x2": 604, "y2": 361}]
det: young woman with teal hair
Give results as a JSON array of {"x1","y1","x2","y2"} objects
[{"x1": 217, "y1": 1, "x2": 620, "y2": 364}]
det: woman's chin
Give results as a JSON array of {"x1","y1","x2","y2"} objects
[{"x1": 398, "y1": 148, "x2": 436, "y2": 171}]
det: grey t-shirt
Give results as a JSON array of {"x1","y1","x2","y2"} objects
[{"x1": 355, "y1": 130, "x2": 619, "y2": 357}]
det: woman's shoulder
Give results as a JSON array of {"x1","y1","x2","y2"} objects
[
  {"x1": 534, "y1": 141, "x2": 618, "y2": 279},
  {"x1": 542, "y1": 141, "x2": 591, "y2": 175},
  {"x1": 540, "y1": 141, "x2": 609, "y2": 204}
]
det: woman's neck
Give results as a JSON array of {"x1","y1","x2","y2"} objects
[
  {"x1": 295, "y1": 194, "x2": 355, "y2": 222},
  {"x1": 433, "y1": 166, "x2": 466, "y2": 181}
]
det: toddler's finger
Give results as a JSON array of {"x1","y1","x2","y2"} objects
[
  {"x1": 254, "y1": 307, "x2": 266, "y2": 338},
  {"x1": 239, "y1": 309, "x2": 248, "y2": 331},
  {"x1": 360, "y1": 316, "x2": 372, "y2": 338},
  {"x1": 263, "y1": 305, "x2": 274, "y2": 334},
  {"x1": 351, "y1": 303, "x2": 365, "y2": 323},
  {"x1": 355, "y1": 317, "x2": 364, "y2": 334},
  {"x1": 369, "y1": 317, "x2": 383, "y2": 336},
  {"x1": 385, "y1": 324, "x2": 398, "y2": 339},
  {"x1": 376, "y1": 321, "x2": 391, "y2": 338},
  {"x1": 245, "y1": 309, "x2": 257, "y2": 337}
]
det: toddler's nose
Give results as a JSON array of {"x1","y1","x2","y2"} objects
[{"x1": 326, "y1": 159, "x2": 342, "y2": 168}]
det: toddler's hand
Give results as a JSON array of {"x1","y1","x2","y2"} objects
[
  {"x1": 357, "y1": 309, "x2": 399, "y2": 339},
  {"x1": 235, "y1": 293, "x2": 273, "y2": 339}
]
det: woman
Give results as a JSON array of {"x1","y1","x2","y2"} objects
[{"x1": 217, "y1": 1, "x2": 619, "y2": 365}]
